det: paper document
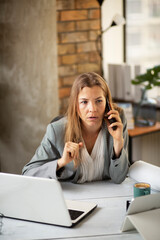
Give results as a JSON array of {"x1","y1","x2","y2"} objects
[{"x1": 129, "y1": 160, "x2": 160, "y2": 191}]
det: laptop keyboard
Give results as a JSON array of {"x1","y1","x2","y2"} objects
[{"x1": 68, "y1": 209, "x2": 84, "y2": 220}]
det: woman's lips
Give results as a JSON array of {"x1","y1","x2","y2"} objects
[{"x1": 88, "y1": 116, "x2": 98, "y2": 120}]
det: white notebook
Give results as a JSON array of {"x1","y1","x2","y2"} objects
[{"x1": 0, "y1": 173, "x2": 97, "y2": 227}]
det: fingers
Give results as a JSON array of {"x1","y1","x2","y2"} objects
[
  {"x1": 58, "y1": 141, "x2": 82, "y2": 169},
  {"x1": 78, "y1": 142, "x2": 83, "y2": 149},
  {"x1": 105, "y1": 110, "x2": 122, "y2": 130},
  {"x1": 64, "y1": 141, "x2": 83, "y2": 161},
  {"x1": 108, "y1": 121, "x2": 123, "y2": 131},
  {"x1": 106, "y1": 110, "x2": 123, "y2": 139},
  {"x1": 107, "y1": 110, "x2": 121, "y2": 123}
]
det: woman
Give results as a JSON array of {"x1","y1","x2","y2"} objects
[{"x1": 22, "y1": 72, "x2": 129, "y2": 183}]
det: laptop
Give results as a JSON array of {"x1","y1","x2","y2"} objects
[
  {"x1": 0, "y1": 172, "x2": 97, "y2": 227},
  {"x1": 121, "y1": 193, "x2": 160, "y2": 240}
]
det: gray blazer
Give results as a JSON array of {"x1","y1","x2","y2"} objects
[{"x1": 22, "y1": 113, "x2": 129, "y2": 184}]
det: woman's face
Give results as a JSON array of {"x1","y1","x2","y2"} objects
[{"x1": 77, "y1": 86, "x2": 106, "y2": 131}]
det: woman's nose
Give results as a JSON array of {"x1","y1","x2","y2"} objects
[{"x1": 88, "y1": 102, "x2": 96, "y2": 112}]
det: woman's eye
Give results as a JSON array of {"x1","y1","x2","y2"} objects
[
  {"x1": 81, "y1": 101, "x2": 87, "y2": 104},
  {"x1": 96, "y1": 99, "x2": 102, "y2": 103}
]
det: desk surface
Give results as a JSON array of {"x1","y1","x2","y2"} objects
[
  {"x1": 0, "y1": 178, "x2": 157, "y2": 240},
  {"x1": 128, "y1": 121, "x2": 160, "y2": 137}
]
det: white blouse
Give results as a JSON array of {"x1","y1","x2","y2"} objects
[{"x1": 77, "y1": 129, "x2": 104, "y2": 183}]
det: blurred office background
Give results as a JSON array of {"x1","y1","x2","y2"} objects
[{"x1": 0, "y1": 0, "x2": 160, "y2": 174}]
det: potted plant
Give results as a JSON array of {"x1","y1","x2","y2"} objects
[{"x1": 131, "y1": 65, "x2": 160, "y2": 126}]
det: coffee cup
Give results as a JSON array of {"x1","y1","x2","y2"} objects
[{"x1": 134, "y1": 182, "x2": 151, "y2": 198}]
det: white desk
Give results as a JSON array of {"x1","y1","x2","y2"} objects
[{"x1": 0, "y1": 177, "x2": 157, "y2": 240}]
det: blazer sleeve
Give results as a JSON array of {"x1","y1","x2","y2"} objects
[
  {"x1": 22, "y1": 122, "x2": 64, "y2": 179},
  {"x1": 109, "y1": 110, "x2": 129, "y2": 184}
]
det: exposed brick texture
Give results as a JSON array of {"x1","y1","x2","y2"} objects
[
  {"x1": 76, "y1": 42, "x2": 96, "y2": 53},
  {"x1": 75, "y1": 0, "x2": 99, "y2": 9},
  {"x1": 57, "y1": 0, "x2": 102, "y2": 114},
  {"x1": 59, "y1": 87, "x2": 71, "y2": 99},
  {"x1": 58, "y1": 21, "x2": 75, "y2": 32},
  {"x1": 61, "y1": 10, "x2": 88, "y2": 21},
  {"x1": 76, "y1": 19, "x2": 100, "y2": 30},
  {"x1": 56, "y1": 0, "x2": 75, "y2": 10},
  {"x1": 60, "y1": 31, "x2": 88, "y2": 43},
  {"x1": 89, "y1": 9, "x2": 100, "y2": 19},
  {"x1": 58, "y1": 43, "x2": 76, "y2": 55}
]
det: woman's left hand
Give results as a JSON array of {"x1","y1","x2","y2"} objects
[{"x1": 106, "y1": 110, "x2": 124, "y2": 158}]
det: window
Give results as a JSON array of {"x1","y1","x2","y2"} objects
[{"x1": 125, "y1": 0, "x2": 160, "y2": 98}]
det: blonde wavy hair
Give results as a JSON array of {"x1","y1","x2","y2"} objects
[{"x1": 65, "y1": 72, "x2": 119, "y2": 146}]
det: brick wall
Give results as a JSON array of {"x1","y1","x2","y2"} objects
[{"x1": 57, "y1": 0, "x2": 102, "y2": 114}]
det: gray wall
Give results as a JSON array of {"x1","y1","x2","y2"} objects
[{"x1": 0, "y1": 0, "x2": 59, "y2": 174}]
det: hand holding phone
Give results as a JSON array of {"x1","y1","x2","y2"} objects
[{"x1": 105, "y1": 99, "x2": 117, "y2": 131}]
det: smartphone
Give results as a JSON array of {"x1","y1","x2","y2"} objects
[{"x1": 105, "y1": 98, "x2": 117, "y2": 130}]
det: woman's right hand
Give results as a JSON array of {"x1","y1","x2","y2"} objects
[{"x1": 57, "y1": 141, "x2": 83, "y2": 170}]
